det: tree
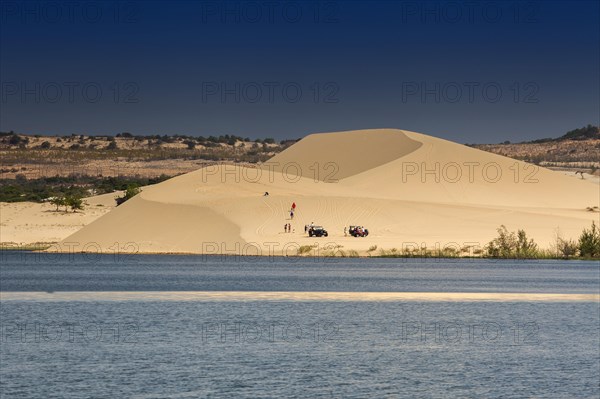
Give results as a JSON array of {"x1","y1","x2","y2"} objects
[
  {"x1": 50, "y1": 196, "x2": 66, "y2": 212},
  {"x1": 40, "y1": 141, "x2": 51, "y2": 149},
  {"x1": 106, "y1": 141, "x2": 118, "y2": 150},
  {"x1": 579, "y1": 221, "x2": 600, "y2": 258},
  {"x1": 557, "y1": 237, "x2": 578, "y2": 258},
  {"x1": 486, "y1": 225, "x2": 517, "y2": 258},
  {"x1": 516, "y1": 229, "x2": 538, "y2": 258},
  {"x1": 65, "y1": 194, "x2": 84, "y2": 212},
  {"x1": 560, "y1": 124, "x2": 600, "y2": 141}
]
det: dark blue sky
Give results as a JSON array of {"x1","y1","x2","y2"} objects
[{"x1": 1, "y1": 0, "x2": 598, "y2": 143}]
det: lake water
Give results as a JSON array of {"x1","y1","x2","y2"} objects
[{"x1": 1, "y1": 253, "x2": 599, "y2": 398}]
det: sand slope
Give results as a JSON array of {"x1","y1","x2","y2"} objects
[{"x1": 58, "y1": 129, "x2": 599, "y2": 255}]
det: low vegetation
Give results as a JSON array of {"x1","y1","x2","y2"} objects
[
  {"x1": 0, "y1": 131, "x2": 293, "y2": 165},
  {"x1": 0, "y1": 131, "x2": 298, "y2": 203},
  {"x1": 115, "y1": 184, "x2": 142, "y2": 206},
  {"x1": 578, "y1": 222, "x2": 600, "y2": 258},
  {"x1": 0, "y1": 174, "x2": 171, "y2": 203},
  {"x1": 329, "y1": 223, "x2": 600, "y2": 260},
  {"x1": 485, "y1": 225, "x2": 539, "y2": 259}
]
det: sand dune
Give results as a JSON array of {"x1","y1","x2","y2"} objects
[{"x1": 57, "y1": 129, "x2": 599, "y2": 255}]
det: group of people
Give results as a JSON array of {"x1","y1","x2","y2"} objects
[
  {"x1": 304, "y1": 222, "x2": 314, "y2": 233},
  {"x1": 289, "y1": 202, "x2": 296, "y2": 220},
  {"x1": 284, "y1": 202, "x2": 297, "y2": 232}
]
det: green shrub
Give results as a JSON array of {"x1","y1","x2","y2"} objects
[
  {"x1": 557, "y1": 237, "x2": 578, "y2": 258},
  {"x1": 486, "y1": 225, "x2": 517, "y2": 257},
  {"x1": 516, "y1": 229, "x2": 538, "y2": 258},
  {"x1": 65, "y1": 194, "x2": 84, "y2": 212},
  {"x1": 50, "y1": 196, "x2": 66, "y2": 211},
  {"x1": 486, "y1": 225, "x2": 539, "y2": 258},
  {"x1": 115, "y1": 184, "x2": 141, "y2": 206},
  {"x1": 578, "y1": 222, "x2": 600, "y2": 258}
]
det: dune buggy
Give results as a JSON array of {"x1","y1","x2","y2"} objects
[{"x1": 348, "y1": 226, "x2": 369, "y2": 237}]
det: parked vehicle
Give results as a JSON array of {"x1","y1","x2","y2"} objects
[
  {"x1": 348, "y1": 225, "x2": 369, "y2": 237},
  {"x1": 308, "y1": 226, "x2": 328, "y2": 237}
]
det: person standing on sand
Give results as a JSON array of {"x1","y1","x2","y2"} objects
[
  {"x1": 284, "y1": 224, "x2": 288, "y2": 233},
  {"x1": 344, "y1": 227, "x2": 347, "y2": 236},
  {"x1": 290, "y1": 210, "x2": 294, "y2": 220}
]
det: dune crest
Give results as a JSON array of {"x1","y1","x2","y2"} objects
[
  {"x1": 266, "y1": 129, "x2": 422, "y2": 181},
  {"x1": 59, "y1": 129, "x2": 599, "y2": 255}
]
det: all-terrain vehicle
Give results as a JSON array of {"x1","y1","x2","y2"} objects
[
  {"x1": 348, "y1": 225, "x2": 369, "y2": 237},
  {"x1": 308, "y1": 226, "x2": 328, "y2": 237}
]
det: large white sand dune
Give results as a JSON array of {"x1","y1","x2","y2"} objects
[{"x1": 59, "y1": 129, "x2": 599, "y2": 255}]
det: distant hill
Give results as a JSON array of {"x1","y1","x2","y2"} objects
[
  {"x1": 528, "y1": 124, "x2": 599, "y2": 143},
  {"x1": 559, "y1": 124, "x2": 600, "y2": 140},
  {"x1": 472, "y1": 124, "x2": 600, "y2": 170}
]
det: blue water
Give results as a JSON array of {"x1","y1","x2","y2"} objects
[{"x1": 1, "y1": 253, "x2": 599, "y2": 398}]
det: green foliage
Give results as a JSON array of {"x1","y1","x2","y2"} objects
[
  {"x1": 557, "y1": 237, "x2": 579, "y2": 258},
  {"x1": 47, "y1": 192, "x2": 84, "y2": 212},
  {"x1": 560, "y1": 124, "x2": 599, "y2": 141},
  {"x1": 578, "y1": 221, "x2": 600, "y2": 258},
  {"x1": 115, "y1": 184, "x2": 142, "y2": 206},
  {"x1": 486, "y1": 225, "x2": 516, "y2": 257},
  {"x1": 49, "y1": 196, "x2": 66, "y2": 211},
  {"x1": 0, "y1": 175, "x2": 170, "y2": 203},
  {"x1": 516, "y1": 229, "x2": 538, "y2": 258},
  {"x1": 486, "y1": 225, "x2": 539, "y2": 258},
  {"x1": 65, "y1": 194, "x2": 84, "y2": 212}
]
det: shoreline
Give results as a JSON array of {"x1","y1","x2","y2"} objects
[{"x1": 1, "y1": 246, "x2": 597, "y2": 261}]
